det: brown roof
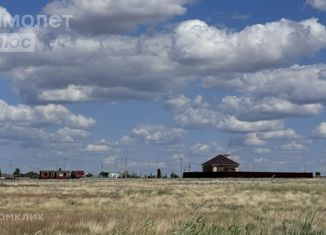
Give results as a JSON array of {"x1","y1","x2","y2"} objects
[{"x1": 202, "y1": 154, "x2": 239, "y2": 166}]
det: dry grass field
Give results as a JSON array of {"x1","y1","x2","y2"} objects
[{"x1": 0, "y1": 178, "x2": 325, "y2": 235}]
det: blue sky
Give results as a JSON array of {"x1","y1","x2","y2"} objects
[{"x1": 0, "y1": 0, "x2": 326, "y2": 175}]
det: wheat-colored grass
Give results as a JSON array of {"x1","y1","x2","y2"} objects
[{"x1": 0, "y1": 178, "x2": 325, "y2": 234}]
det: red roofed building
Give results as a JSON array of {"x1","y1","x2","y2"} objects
[{"x1": 202, "y1": 154, "x2": 240, "y2": 172}]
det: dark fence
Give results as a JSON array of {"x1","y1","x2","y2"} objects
[{"x1": 183, "y1": 171, "x2": 314, "y2": 178}]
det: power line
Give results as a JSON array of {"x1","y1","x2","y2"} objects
[
  {"x1": 0, "y1": 156, "x2": 184, "y2": 165},
  {"x1": 63, "y1": 158, "x2": 66, "y2": 171},
  {"x1": 128, "y1": 158, "x2": 176, "y2": 163},
  {"x1": 0, "y1": 157, "x2": 65, "y2": 164},
  {"x1": 0, "y1": 155, "x2": 201, "y2": 174},
  {"x1": 180, "y1": 157, "x2": 183, "y2": 177},
  {"x1": 124, "y1": 157, "x2": 128, "y2": 178}
]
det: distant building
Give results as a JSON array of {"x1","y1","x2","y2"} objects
[
  {"x1": 202, "y1": 154, "x2": 240, "y2": 172},
  {"x1": 99, "y1": 172, "x2": 120, "y2": 179},
  {"x1": 0, "y1": 174, "x2": 14, "y2": 180},
  {"x1": 40, "y1": 170, "x2": 71, "y2": 179},
  {"x1": 99, "y1": 171, "x2": 109, "y2": 178},
  {"x1": 109, "y1": 172, "x2": 120, "y2": 179},
  {"x1": 71, "y1": 171, "x2": 85, "y2": 179}
]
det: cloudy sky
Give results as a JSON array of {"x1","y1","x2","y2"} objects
[{"x1": 0, "y1": 0, "x2": 326, "y2": 175}]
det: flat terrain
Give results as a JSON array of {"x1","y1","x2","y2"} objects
[{"x1": 0, "y1": 178, "x2": 325, "y2": 235}]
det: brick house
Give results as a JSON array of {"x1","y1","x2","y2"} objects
[{"x1": 202, "y1": 154, "x2": 240, "y2": 172}]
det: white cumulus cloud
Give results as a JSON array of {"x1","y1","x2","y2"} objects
[
  {"x1": 219, "y1": 96, "x2": 323, "y2": 121},
  {"x1": 173, "y1": 18, "x2": 326, "y2": 72},
  {"x1": 86, "y1": 144, "x2": 112, "y2": 152},
  {"x1": 281, "y1": 141, "x2": 307, "y2": 151},
  {"x1": 43, "y1": 0, "x2": 191, "y2": 34},
  {"x1": 0, "y1": 100, "x2": 95, "y2": 129},
  {"x1": 307, "y1": 0, "x2": 326, "y2": 11},
  {"x1": 313, "y1": 122, "x2": 326, "y2": 138},
  {"x1": 131, "y1": 124, "x2": 184, "y2": 144},
  {"x1": 217, "y1": 116, "x2": 284, "y2": 133},
  {"x1": 258, "y1": 129, "x2": 299, "y2": 140},
  {"x1": 166, "y1": 95, "x2": 220, "y2": 128}
]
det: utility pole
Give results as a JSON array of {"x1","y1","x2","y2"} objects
[
  {"x1": 124, "y1": 157, "x2": 128, "y2": 178},
  {"x1": 101, "y1": 162, "x2": 104, "y2": 173},
  {"x1": 180, "y1": 157, "x2": 183, "y2": 178},
  {"x1": 63, "y1": 158, "x2": 66, "y2": 171}
]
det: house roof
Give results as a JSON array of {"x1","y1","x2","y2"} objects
[{"x1": 202, "y1": 154, "x2": 239, "y2": 166}]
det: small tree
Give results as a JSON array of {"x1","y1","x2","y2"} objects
[
  {"x1": 26, "y1": 171, "x2": 37, "y2": 179},
  {"x1": 13, "y1": 168, "x2": 20, "y2": 177},
  {"x1": 170, "y1": 172, "x2": 179, "y2": 178}
]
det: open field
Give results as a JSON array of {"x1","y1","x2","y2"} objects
[{"x1": 0, "y1": 178, "x2": 325, "y2": 235}]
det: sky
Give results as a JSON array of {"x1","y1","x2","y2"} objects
[{"x1": 0, "y1": 0, "x2": 326, "y2": 175}]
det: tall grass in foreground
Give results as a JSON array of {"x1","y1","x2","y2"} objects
[
  {"x1": 175, "y1": 214, "x2": 324, "y2": 235},
  {"x1": 0, "y1": 179, "x2": 325, "y2": 235}
]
